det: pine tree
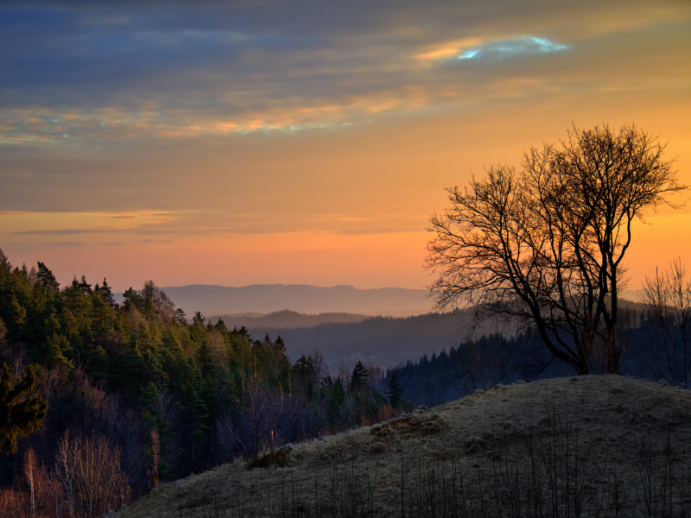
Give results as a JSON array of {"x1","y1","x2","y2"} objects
[
  {"x1": 0, "y1": 248, "x2": 9, "y2": 271},
  {"x1": 0, "y1": 363, "x2": 47, "y2": 454},
  {"x1": 349, "y1": 361, "x2": 369, "y2": 393},
  {"x1": 44, "y1": 334, "x2": 74, "y2": 373},
  {"x1": 100, "y1": 278, "x2": 115, "y2": 307},
  {"x1": 36, "y1": 262, "x2": 59, "y2": 293},
  {"x1": 175, "y1": 308, "x2": 187, "y2": 325},
  {"x1": 387, "y1": 370, "x2": 403, "y2": 409}
]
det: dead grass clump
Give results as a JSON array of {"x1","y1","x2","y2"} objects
[
  {"x1": 464, "y1": 436, "x2": 487, "y2": 455},
  {"x1": 370, "y1": 414, "x2": 449, "y2": 441},
  {"x1": 245, "y1": 448, "x2": 291, "y2": 470}
]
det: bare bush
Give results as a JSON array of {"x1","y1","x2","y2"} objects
[
  {"x1": 55, "y1": 432, "x2": 130, "y2": 517},
  {"x1": 640, "y1": 258, "x2": 691, "y2": 387}
]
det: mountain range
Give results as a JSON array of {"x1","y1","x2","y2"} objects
[
  {"x1": 208, "y1": 310, "x2": 372, "y2": 329},
  {"x1": 134, "y1": 284, "x2": 436, "y2": 317}
]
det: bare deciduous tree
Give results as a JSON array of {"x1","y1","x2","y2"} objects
[
  {"x1": 23, "y1": 448, "x2": 37, "y2": 517},
  {"x1": 427, "y1": 124, "x2": 685, "y2": 375},
  {"x1": 640, "y1": 258, "x2": 691, "y2": 387},
  {"x1": 55, "y1": 432, "x2": 130, "y2": 517},
  {"x1": 142, "y1": 280, "x2": 176, "y2": 319}
]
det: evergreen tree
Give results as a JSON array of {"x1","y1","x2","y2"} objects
[
  {"x1": 36, "y1": 262, "x2": 59, "y2": 293},
  {"x1": 349, "y1": 361, "x2": 369, "y2": 393},
  {"x1": 386, "y1": 370, "x2": 403, "y2": 409},
  {"x1": 175, "y1": 308, "x2": 187, "y2": 325},
  {"x1": 0, "y1": 248, "x2": 9, "y2": 270},
  {"x1": 292, "y1": 355, "x2": 316, "y2": 400},
  {"x1": 0, "y1": 363, "x2": 47, "y2": 454},
  {"x1": 321, "y1": 376, "x2": 344, "y2": 423},
  {"x1": 214, "y1": 319, "x2": 228, "y2": 333},
  {"x1": 123, "y1": 287, "x2": 144, "y2": 311},
  {"x1": 44, "y1": 333, "x2": 74, "y2": 373},
  {"x1": 99, "y1": 278, "x2": 115, "y2": 307},
  {"x1": 197, "y1": 338, "x2": 215, "y2": 378},
  {"x1": 192, "y1": 312, "x2": 205, "y2": 327}
]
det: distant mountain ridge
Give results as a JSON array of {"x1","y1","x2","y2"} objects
[
  {"x1": 208, "y1": 310, "x2": 371, "y2": 329},
  {"x1": 119, "y1": 284, "x2": 435, "y2": 317},
  {"x1": 245, "y1": 309, "x2": 518, "y2": 371}
]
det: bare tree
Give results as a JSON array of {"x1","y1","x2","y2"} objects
[
  {"x1": 640, "y1": 258, "x2": 691, "y2": 387},
  {"x1": 23, "y1": 448, "x2": 37, "y2": 517},
  {"x1": 55, "y1": 432, "x2": 130, "y2": 517},
  {"x1": 427, "y1": 124, "x2": 685, "y2": 375},
  {"x1": 229, "y1": 365, "x2": 273, "y2": 457},
  {"x1": 142, "y1": 280, "x2": 176, "y2": 319}
]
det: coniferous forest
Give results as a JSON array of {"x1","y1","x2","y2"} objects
[{"x1": 0, "y1": 249, "x2": 397, "y2": 517}]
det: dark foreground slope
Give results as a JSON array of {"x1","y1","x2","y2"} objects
[{"x1": 116, "y1": 376, "x2": 691, "y2": 518}]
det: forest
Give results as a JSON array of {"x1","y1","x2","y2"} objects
[
  {"x1": 0, "y1": 249, "x2": 397, "y2": 517},
  {"x1": 388, "y1": 307, "x2": 685, "y2": 408}
]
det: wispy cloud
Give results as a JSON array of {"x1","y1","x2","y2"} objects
[
  {"x1": 0, "y1": 1, "x2": 689, "y2": 249},
  {"x1": 415, "y1": 36, "x2": 569, "y2": 62},
  {"x1": 2, "y1": 209, "x2": 426, "y2": 241}
]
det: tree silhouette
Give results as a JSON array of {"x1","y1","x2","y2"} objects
[
  {"x1": 427, "y1": 124, "x2": 686, "y2": 375},
  {"x1": 0, "y1": 363, "x2": 48, "y2": 454},
  {"x1": 387, "y1": 371, "x2": 403, "y2": 409},
  {"x1": 36, "y1": 262, "x2": 60, "y2": 292},
  {"x1": 640, "y1": 258, "x2": 691, "y2": 388},
  {"x1": 349, "y1": 361, "x2": 369, "y2": 393}
]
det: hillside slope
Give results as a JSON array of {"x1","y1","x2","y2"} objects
[{"x1": 116, "y1": 376, "x2": 691, "y2": 517}]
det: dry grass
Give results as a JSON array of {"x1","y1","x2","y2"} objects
[
  {"x1": 245, "y1": 449, "x2": 292, "y2": 470},
  {"x1": 114, "y1": 376, "x2": 691, "y2": 517}
]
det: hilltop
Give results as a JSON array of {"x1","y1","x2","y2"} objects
[{"x1": 116, "y1": 376, "x2": 691, "y2": 517}]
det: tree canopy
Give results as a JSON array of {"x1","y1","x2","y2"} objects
[{"x1": 0, "y1": 363, "x2": 47, "y2": 455}]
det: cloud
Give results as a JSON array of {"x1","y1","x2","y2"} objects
[
  {"x1": 416, "y1": 36, "x2": 569, "y2": 62},
  {"x1": 13, "y1": 229, "x2": 127, "y2": 236},
  {"x1": 0, "y1": 1, "x2": 688, "y2": 145},
  {"x1": 0, "y1": 0, "x2": 688, "y2": 243},
  {"x1": 3, "y1": 209, "x2": 427, "y2": 241},
  {"x1": 6, "y1": 241, "x2": 88, "y2": 247}
]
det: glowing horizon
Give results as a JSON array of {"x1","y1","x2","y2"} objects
[{"x1": 1, "y1": 1, "x2": 690, "y2": 293}]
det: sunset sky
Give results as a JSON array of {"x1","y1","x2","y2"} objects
[{"x1": 1, "y1": 0, "x2": 690, "y2": 292}]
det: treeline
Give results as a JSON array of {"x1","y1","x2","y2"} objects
[
  {"x1": 387, "y1": 308, "x2": 683, "y2": 408},
  {"x1": 387, "y1": 331, "x2": 562, "y2": 407},
  {"x1": 0, "y1": 250, "x2": 397, "y2": 517},
  {"x1": 249, "y1": 309, "x2": 514, "y2": 374}
]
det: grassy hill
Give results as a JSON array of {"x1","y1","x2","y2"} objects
[{"x1": 116, "y1": 375, "x2": 691, "y2": 517}]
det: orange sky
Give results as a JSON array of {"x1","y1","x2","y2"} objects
[{"x1": 1, "y1": 1, "x2": 690, "y2": 292}]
